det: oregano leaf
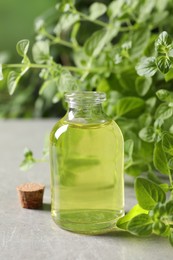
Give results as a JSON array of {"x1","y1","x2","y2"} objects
[
  {"x1": 135, "y1": 177, "x2": 166, "y2": 210},
  {"x1": 16, "y1": 39, "x2": 30, "y2": 57},
  {"x1": 127, "y1": 214, "x2": 153, "y2": 236},
  {"x1": 116, "y1": 97, "x2": 145, "y2": 116},
  {"x1": 7, "y1": 71, "x2": 21, "y2": 95},
  {"x1": 32, "y1": 40, "x2": 50, "y2": 64},
  {"x1": 153, "y1": 141, "x2": 170, "y2": 175},
  {"x1": 89, "y1": 2, "x2": 107, "y2": 20},
  {"x1": 139, "y1": 127, "x2": 155, "y2": 143},
  {"x1": 54, "y1": 13, "x2": 79, "y2": 36},
  {"x1": 156, "y1": 89, "x2": 173, "y2": 102},
  {"x1": 155, "y1": 103, "x2": 173, "y2": 120},
  {"x1": 116, "y1": 204, "x2": 148, "y2": 230},
  {"x1": 84, "y1": 29, "x2": 107, "y2": 57},
  {"x1": 136, "y1": 57, "x2": 157, "y2": 77},
  {"x1": 156, "y1": 56, "x2": 171, "y2": 74},
  {"x1": 162, "y1": 132, "x2": 173, "y2": 156},
  {"x1": 155, "y1": 31, "x2": 172, "y2": 54},
  {"x1": 135, "y1": 76, "x2": 152, "y2": 96}
]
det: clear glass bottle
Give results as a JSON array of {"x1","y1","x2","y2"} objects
[{"x1": 49, "y1": 91, "x2": 124, "y2": 234}]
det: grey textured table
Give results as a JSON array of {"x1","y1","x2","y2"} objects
[{"x1": 0, "y1": 120, "x2": 172, "y2": 260}]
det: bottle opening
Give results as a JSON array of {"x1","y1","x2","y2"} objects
[{"x1": 65, "y1": 91, "x2": 106, "y2": 106}]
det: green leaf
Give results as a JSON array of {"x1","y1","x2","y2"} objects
[
  {"x1": 155, "y1": 31, "x2": 172, "y2": 54},
  {"x1": 16, "y1": 39, "x2": 30, "y2": 57},
  {"x1": 127, "y1": 214, "x2": 153, "y2": 236},
  {"x1": 7, "y1": 71, "x2": 21, "y2": 95},
  {"x1": 116, "y1": 97, "x2": 145, "y2": 117},
  {"x1": 130, "y1": 28, "x2": 150, "y2": 59},
  {"x1": 20, "y1": 148, "x2": 36, "y2": 171},
  {"x1": 84, "y1": 26, "x2": 119, "y2": 57},
  {"x1": 58, "y1": 70, "x2": 78, "y2": 92},
  {"x1": 39, "y1": 79, "x2": 57, "y2": 95},
  {"x1": 54, "y1": 13, "x2": 79, "y2": 36},
  {"x1": 116, "y1": 204, "x2": 148, "y2": 230},
  {"x1": 168, "y1": 158, "x2": 173, "y2": 170},
  {"x1": 107, "y1": 0, "x2": 124, "y2": 19},
  {"x1": 162, "y1": 132, "x2": 173, "y2": 156},
  {"x1": 139, "y1": 127, "x2": 155, "y2": 143},
  {"x1": 124, "y1": 139, "x2": 134, "y2": 169},
  {"x1": 124, "y1": 139, "x2": 134, "y2": 158},
  {"x1": 32, "y1": 41, "x2": 50, "y2": 64},
  {"x1": 156, "y1": 56, "x2": 171, "y2": 74},
  {"x1": 135, "y1": 177, "x2": 166, "y2": 210},
  {"x1": 135, "y1": 77, "x2": 152, "y2": 96},
  {"x1": 89, "y1": 3, "x2": 107, "y2": 20},
  {"x1": 164, "y1": 68, "x2": 173, "y2": 82},
  {"x1": 156, "y1": 89, "x2": 173, "y2": 102},
  {"x1": 155, "y1": 103, "x2": 173, "y2": 120},
  {"x1": 0, "y1": 64, "x2": 3, "y2": 80},
  {"x1": 136, "y1": 57, "x2": 157, "y2": 77},
  {"x1": 153, "y1": 141, "x2": 170, "y2": 175}
]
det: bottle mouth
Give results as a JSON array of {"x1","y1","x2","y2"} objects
[{"x1": 65, "y1": 91, "x2": 106, "y2": 106}]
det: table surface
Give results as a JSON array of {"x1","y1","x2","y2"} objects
[{"x1": 0, "y1": 119, "x2": 172, "y2": 260}]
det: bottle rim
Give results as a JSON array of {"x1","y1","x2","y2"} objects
[{"x1": 65, "y1": 91, "x2": 106, "y2": 105}]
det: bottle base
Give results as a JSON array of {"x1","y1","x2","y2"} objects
[{"x1": 52, "y1": 209, "x2": 124, "y2": 234}]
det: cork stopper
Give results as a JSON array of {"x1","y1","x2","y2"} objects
[{"x1": 16, "y1": 183, "x2": 45, "y2": 209}]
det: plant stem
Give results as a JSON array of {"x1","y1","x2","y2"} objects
[
  {"x1": 42, "y1": 30, "x2": 76, "y2": 49},
  {"x1": 77, "y1": 11, "x2": 108, "y2": 27}
]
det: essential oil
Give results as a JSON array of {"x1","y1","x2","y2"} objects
[{"x1": 50, "y1": 92, "x2": 124, "y2": 234}]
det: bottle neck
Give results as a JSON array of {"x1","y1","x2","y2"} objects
[
  {"x1": 64, "y1": 91, "x2": 109, "y2": 124},
  {"x1": 65, "y1": 103, "x2": 108, "y2": 124}
]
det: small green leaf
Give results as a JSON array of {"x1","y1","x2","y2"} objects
[
  {"x1": 7, "y1": 71, "x2": 21, "y2": 95},
  {"x1": 135, "y1": 77, "x2": 152, "y2": 96},
  {"x1": 166, "y1": 200, "x2": 173, "y2": 215},
  {"x1": 107, "y1": 0, "x2": 123, "y2": 19},
  {"x1": 0, "y1": 64, "x2": 3, "y2": 80},
  {"x1": 116, "y1": 97, "x2": 145, "y2": 117},
  {"x1": 156, "y1": 56, "x2": 171, "y2": 74},
  {"x1": 155, "y1": 103, "x2": 173, "y2": 120},
  {"x1": 155, "y1": 31, "x2": 172, "y2": 53},
  {"x1": 168, "y1": 158, "x2": 173, "y2": 170},
  {"x1": 162, "y1": 132, "x2": 173, "y2": 156},
  {"x1": 128, "y1": 214, "x2": 153, "y2": 236},
  {"x1": 152, "y1": 221, "x2": 167, "y2": 235},
  {"x1": 139, "y1": 127, "x2": 155, "y2": 143},
  {"x1": 124, "y1": 139, "x2": 134, "y2": 169},
  {"x1": 59, "y1": 70, "x2": 78, "y2": 92},
  {"x1": 164, "y1": 68, "x2": 173, "y2": 82},
  {"x1": 32, "y1": 40, "x2": 50, "y2": 64},
  {"x1": 136, "y1": 57, "x2": 157, "y2": 77},
  {"x1": 84, "y1": 26, "x2": 119, "y2": 57},
  {"x1": 89, "y1": 3, "x2": 107, "y2": 20},
  {"x1": 153, "y1": 141, "x2": 170, "y2": 175},
  {"x1": 84, "y1": 29, "x2": 106, "y2": 57},
  {"x1": 124, "y1": 139, "x2": 134, "y2": 158},
  {"x1": 16, "y1": 39, "x2": 30, "y2": 57},
  {"x1": 156, "y1": 89, "x2": 173, "y2": 103},
  {"x1": 20, "y1": 148, "x2": 36, "y2": 171},
  {"x1": 54, "y1": 13, "x2": 79, "y2": 36},
  {"x1": 39, "y1": 79, "x2": 57, "y2": 95},
  {"x1": 116, "y1": 204, "x2": 148, "y2": 230},
  {"x1": 135, "y1": 177, "x2": 166, "y2": 210}
]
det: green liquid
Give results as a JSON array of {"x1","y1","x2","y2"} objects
[{"x1": 50, "y1": 120, "x2": 124, "y2": 234}]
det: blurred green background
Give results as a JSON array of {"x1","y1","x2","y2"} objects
[
  {"x1": 0, "y1": 0, "x2": 58, "y2": 118},
  {"x1": 0, "y1": 0, "x2": 112, "y2": 118}
]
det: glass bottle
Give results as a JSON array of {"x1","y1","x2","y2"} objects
[{"x1": 49, "y1": 91, "x2": 124, "y2": 234}]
